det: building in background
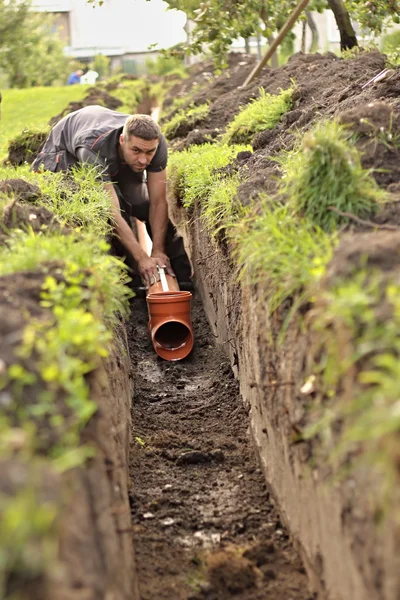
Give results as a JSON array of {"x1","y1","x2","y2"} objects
[{"x1": 32, "y1": 0, "x2": 187, "y2": 74}]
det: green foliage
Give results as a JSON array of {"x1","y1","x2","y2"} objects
[
  {"x1": 0, "y1": 164, "x2": 113, "y2": 237},
  {"x1": 229, "y1": 201, "x2": 336, "y2": 312},
  {"x1": 92, "y1": 53, "x2": 111, "y2": 78},
  {"x1": 0, "y1": 482, "x2": 59, "y2": 597},
  {"x1": 145, "y1": 53, "x2": 187, "y2": 77},
  {"x1": 168, "y1": 143, "x2": 249, "y2": 208},
  {"x1": 202, "y1": 173, "x2": 244, "y2": 233},
  {"x1": 381, "y1": 29, "x2": 400, "y2": 67},
  {"x1": 223, "y1": 87, "x2": 293, "y2": 145},
  {"x1": 162, "y1": 103, "x2": 210, "y2": 140},
  {"x1": 303, "y1": 272, "x2": 400, "y2": 489},
  {"x1": 110, "y1": 79, "x2": 149, "y2": 114},
  {"x1": 0, "y1": 3, "x2": 68, "y2": 88},
  {"x1": 280, "y1": 120, "x2": 386, "y2": 231}
]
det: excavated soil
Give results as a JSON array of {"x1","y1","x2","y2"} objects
[{"x1": 128, "y1": 295, "x2": 314, "y2": 600}]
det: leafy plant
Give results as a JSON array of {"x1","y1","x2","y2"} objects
[
  {"x1": 280, "y1": 120, "x2": 386, "y2": 231},
  {"x1": 162, "y1": 102, "x2": 210, "y2": 140},
  {"x1": 168, "y1": 142, "x2": 249, "y2": 208},
  {"x1": 229, "y1": 200, "x2": 336, "y2": 312},
  {"x1": 223, "y1": 87, "x2": 294, "y2": 145},
  {"x1": 303, "y1": 272, "x2": 400, "y2": 492}
]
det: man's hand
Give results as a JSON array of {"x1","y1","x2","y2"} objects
[
  {"x1": 137, "y1": 255, "x2": 161, "y2": 287},
  {"x1": 151, "y1": 250, "x2": 175, "y2": 278}
]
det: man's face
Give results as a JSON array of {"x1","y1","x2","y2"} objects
[{"x1": 119, "y1": 134, "x2": 159, "y2": 173}]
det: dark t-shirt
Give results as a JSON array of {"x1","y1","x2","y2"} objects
[{"x1": 31, "y1": 105, "x2": 168, "y2": 184}]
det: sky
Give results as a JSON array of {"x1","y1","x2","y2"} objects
[{"x1": 33, "y1": 0, "x2": 188, "y2": 53}]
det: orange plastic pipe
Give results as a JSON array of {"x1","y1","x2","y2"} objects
[{"x1": 146, "y1": 272, "x2": 194, "y2": 361}]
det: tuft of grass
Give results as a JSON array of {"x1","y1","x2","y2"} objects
[
  {"x1": 168, "y1": 143, "x2": 250, "y2": 209},
  {"x1": 111, "y1": 79, "x2": 150, "y2": 114},
  {"x1": 280, "y1": 120, "x2": 386, "y2": 231},
  {"x1": 229, "y1": 200, "x2": 336, "y2": 313},
  {"x1": 0, "y1": 230, "x2": 130, "y2": 321},
  {"x1": 202, "y1": 173, "x2": 244, "y2": 234},
  {"x1": 0, "y1": 164, "x2": 114, "y2": 237},
  {"x1": 223, "y1": 86, "x2": 294, "y2": 145},
  {"x1": 303, "y1": 271, "x2": 400, "y2": 494},
  {"x1": 162, "y1": 102, "x2": 210, "y2": 140}
]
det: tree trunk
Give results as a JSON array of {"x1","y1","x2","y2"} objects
[
  {"x1": 268, "y1": 36, "x2": 279, "y2": 68},
  {"x1": 327, "y1": 0, "x2": 358, "y2": 50},
  {"x1": 301, "y1": 19, "x2": 306, "y2": 53},
  {"x1": 244, "y1": 37, "x2": 250, "y2": 53},
  {"x1": 306, "y1": 10, "x2": 319, "y2": 52}
]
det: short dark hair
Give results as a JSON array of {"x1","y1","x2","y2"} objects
[{"x1": 123, "y1": 114, "x2": 161, "y2": 141}]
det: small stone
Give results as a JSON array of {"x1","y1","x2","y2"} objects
[
  {"x1": 161, "y1": 517, "x2": 175, "y2": 527},
  {"x1": 28, "y1": 213, "x2": 38, "y2": 220},
  {"x1": 142, "y1": 512, "x2": 155, "y2": 520}
]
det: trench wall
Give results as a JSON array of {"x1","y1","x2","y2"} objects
[
  {"x1": 178, "y1": 204, "x2": 399, "y2": 600},
  {"x1": 46, "y1": 325, "x2": 139, "y2": 600}
]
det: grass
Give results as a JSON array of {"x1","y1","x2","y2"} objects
[
  {"x1": 168, "y1": 143, "x2": 250, "y2": 209},
  {"x1": 202, "y1": 173, "x2": 244, "y2": 234},
  {"x1": 280, "y1": 120, "x2": 387, "y2": 231},
  {"x1": 0, "y1": 86, "x2": 89, "y2": 159},
  {"x1": 0, "y1": 164, "x2": 114, "y2": 237},
  {"x1": 223, "y1": 86, "x2": 294, "y2": 145},
  {"x1": 0, "y1": 163, "x2": 131, "y2": 595},
  {"x1": 229, "y1": 200, "x2": 336, "y2": 313},
  {"x1": 162, "y1": 102, "x2": 210, "y2": 140},
  {"x1": 303, "y1": 271, "x2": 400, "y2": 495}
]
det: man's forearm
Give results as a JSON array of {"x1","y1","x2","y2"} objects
[
  {"x1": 114, "y1": 211, "x2": 148, "y2": 262},
  {"x1": 149, "y1": 199, "x2": 168, "y2": 253}
]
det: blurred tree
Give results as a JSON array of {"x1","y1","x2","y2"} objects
[
  {"x1": 92, "y1": 54, "x2": 111, "y2": 78},
  {"x1": 0, "y1": 0, "x2": 67, "y2": 87}
]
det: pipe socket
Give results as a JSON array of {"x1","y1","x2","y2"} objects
[{"x1": 146, "y1": 271, "x2": 194, "y2": 361}]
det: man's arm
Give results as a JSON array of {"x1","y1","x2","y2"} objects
[
  {"x1": 103, "y1": 183, "x2": 160, "y2": 286},
  {"x1": 147, "y1": 169, "x2": 174, "y2": 276}
]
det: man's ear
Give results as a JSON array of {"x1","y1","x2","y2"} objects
[{"x1": 119, "y1": 134, "x2": 124, "y2": 145}]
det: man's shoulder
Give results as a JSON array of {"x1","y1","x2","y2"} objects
[{"x1": 148, "y1": 134, "x2": 168, "y2": 173}]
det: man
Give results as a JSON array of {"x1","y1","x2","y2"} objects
[
  {"x1": 80, "y1": 69, "x2": 99, "y2": 85},
  {"x1": 31, "y1": 105, "x2": 191, "y2": 287},
  {"x1": 67, "y1": 69, "x2": 83, "y2": 85}
]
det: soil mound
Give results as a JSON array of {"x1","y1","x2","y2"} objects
[
  {"x1": 6, "y1": 130, "x2": 48, "y2": 166},
  {"x1": 0, "y1": 178, "x2": 42, "y2": 203},
  {"x1": 49, "y1": 88, "x2": 123, "y2": 126}
]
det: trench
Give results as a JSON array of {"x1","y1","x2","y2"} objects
[{"x1": 126, "y1": 291, "x2": 315, "y2": 600}]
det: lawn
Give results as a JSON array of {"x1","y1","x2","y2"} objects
[{"x1": 0, "y1": 85, "x2": 89, "y2": 159}]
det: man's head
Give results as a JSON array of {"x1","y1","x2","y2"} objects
[{"x1": 120, "y1": 114, "x2": 162, "y2": 173}]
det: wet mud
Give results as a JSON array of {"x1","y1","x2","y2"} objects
[{"x1": 128, "y1": 294, "x2": 314, "y2": 600}]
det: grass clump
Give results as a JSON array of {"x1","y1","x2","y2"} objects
[
  {"x1": 0, "y1": 164, "x2": 114, "y2": 237},
  {"x1": 202, "y1": 173, "x2": 244, "y2": 234},
  {"x1": 168, "y1": 143, "x2": 249, "y2": 209},
  {"x1": 229, "y1": 200, "x2": 336, "y2": 313},
  {"x1": 281, "y1": 120, "x2": 386, "y2": 231},
  {"x1": 303, "y1": 272, "x2": 400, "y2": 493},
  {"x1": 111, "y1": 79, "x2": 149, "y2": 113},
  {"x1": 162, "y1": 103, "x2": 210, "y2": 140},
  {"x1": 223, "y1": 86, "x2": 294, "y2": 145}
]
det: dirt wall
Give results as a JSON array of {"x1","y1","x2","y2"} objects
[
  {"x1": 176, "y1": 203, "x2": 400, "y2": 600},
  {"x1": 46, "y1": 324, "x2": 139, "y2": 600}
]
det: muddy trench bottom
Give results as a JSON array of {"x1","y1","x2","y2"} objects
[{"x1": 128, "y1": 292, "x2": 314, "y2": 600}]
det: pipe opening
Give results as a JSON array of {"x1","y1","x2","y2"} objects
[{"x1": 154, "y1": 321, "x2": 191, "y2": 350}]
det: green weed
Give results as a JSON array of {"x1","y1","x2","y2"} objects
[
  {"x1": 202, "y1": 173, "x2": 244, "y2": 234},
  {"x1": 229, "y1": 200, "x2": 336, "y2": 313},
  {"x1": 280, "y1": 120, "x2": 386, "y2": 231},
  {"x1": 223, "y1": 86, "x2": 294, "y2": 145},
  {"x1": 0, "y1": 164, "x2": 114, "y2": 237},
  {"x1": 162, "y1": 102, "x2": 210, "y2": 140},
  {"x1": 303, "y1": 271, "x2": 400, "y2": 493},
  {"x1": 168, "y1": 143, "x2": 249, "y2": 209}
]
